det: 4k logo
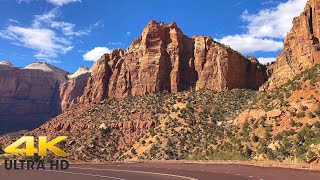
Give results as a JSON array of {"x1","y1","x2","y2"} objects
[{"x1": 5, "y1": 136, "x2": 69, "y2": 157}]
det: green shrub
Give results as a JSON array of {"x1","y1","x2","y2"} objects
[
  {"x1": 131, "y1": 149, "x2": 137, "y2": 155},
  {"x1": 308, "y1": 112, "x2": 316, "y2": 119},
  {"x1": 252, "y1": 135, "x2": 259, "y2": 142},
  {"x1": 296, "y1": 112, "x2": 306, "y2": 118},
  {"x1": 289, "y1": 119, "x2": 296, "y2": 127},
  {"x1": 296, "y1": 122, "x2": 303, "y2": 127},
  {"x1": 301, "y1": 106, "x2": 308, "y2": 111},
  {"x1": 313, "y1": 121, "x2": 320, "y2": 128},
  {"x1": 315, "y1": 103, "x2": 320, "y2": 117}
]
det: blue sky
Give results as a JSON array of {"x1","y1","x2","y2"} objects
[{"x1": 0, "y1": 0, "x2": 306, "y2": 72}]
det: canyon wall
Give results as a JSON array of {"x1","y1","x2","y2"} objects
[
  {"x1": 81, "y1": 21, "x2": 268, "y2": 103},
  {"x1": 261, "y1": 0, "x2": 320, "y2": 90}
]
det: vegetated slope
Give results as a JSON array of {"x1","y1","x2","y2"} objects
[
  {"x1": 235, "y1": 64, "x2": 320, "y2": 162},
  {"x1": 2, "y1": 65, "x2": 320, "y2": 163},
  {"x1": 0, "y1": 89, "x2": 256, "y2": 162}
]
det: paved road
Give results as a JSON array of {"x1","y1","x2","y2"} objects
[{"x1": 1, "y1": 162, "x2": 320, "y2": 180}]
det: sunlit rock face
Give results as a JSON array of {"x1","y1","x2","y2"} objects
[
  {"x1": 261, "y1": 0, "x2": 320, "y2": 90},
  {"x1": 80, "y1": 20, "x2": 268, "y2": 103}
]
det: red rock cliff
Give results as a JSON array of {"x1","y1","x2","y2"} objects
[
  {"x1": 60, "y1": 67, "x2": 91, "y2": 111},
  {"x1": 81, "y1": 21, "x2": 268, "y2": 103},
  {"x1": 261, "y1": 0, "x2": 320, "y2": 90}
]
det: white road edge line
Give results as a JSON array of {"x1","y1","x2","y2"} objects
[
  {"x1": 41, "y1": 169, "x2": 125, "y2": 180},
  {"x1": 68, "y1": 167, "x2": 198, "y2": 180}
]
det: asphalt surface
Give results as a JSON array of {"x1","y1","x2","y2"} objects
[{"x1": 1, "y1": 162, "x2": 320, "y2": 180}]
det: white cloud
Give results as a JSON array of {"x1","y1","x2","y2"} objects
[
  {"x1": 8, "y1": 19, "x2": 20, "y2": 24},
  {"x1": 0, "y1": 8, "x2": 100, "y2": 62},
  {"x1": 33, "y1": 9, "x2": 79, "y2": 35},
  {"x1": 46, "y1": 0, "x2": 81, "y2": 6},
  {"x1": 258, "y1": 57, "x2": 277, "y2": 64},
  {"x1": 17, "y1": 0, "x2": 32, "y2": 3},
  {"x1": 2, "y1": 26, "x2": 73, "y2": 61},
  {"x1": 51, "y1": 21, "x2": 90, "y2": 36},
  {"x1": 32, "y1": 8, "x2": 57, "y2": 28},
  {"x1": 32, "y1": 9, "x2": 95, "y2": 36},
  {"x1": 220, "y1": 35, "x2": 283, "y2": 54},
  {"x1": 92, "y1": 21, "x2": 104, "y2": 28},
  {"x1": 242, "y1": 0, "x2": 306, "y2": 38},
  {"x1": 83, "y1": 47, "x2": 111, "y2": 61},
  {"x1": 262, "y1": 0, "x2": 280, "y2": 5},
  {"x1": 218, "y1": 0, "x2": 307, "y2": 58},
  {"x1": 17, "y1": 0, "x2": 81, "y2": 6},
  {"x1": 108, "y1": 41, "x2": 122, "y2": 46}
]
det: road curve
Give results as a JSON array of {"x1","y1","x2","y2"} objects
[{"x1": 1, "y1": 162, "x2": 320, "y2": 180}]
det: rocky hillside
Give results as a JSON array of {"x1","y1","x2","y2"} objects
[
  {"x1": 80, "y1": 21, "x2": 268, "y2": 103},
  {"x1": 0, "y1": 88, "x2": 256, "y2": 162},
  {"x1": 233, "y1": 64, "x2": 320, "y2": 162},
  {"x1": 261, "y1": 0, "x2": 320, "y2": 90},
  {"x1": 2, "y1": 0, "x2": 320, "y2": 164},
  {"x1": 2, "y1": 64, "x2": 319, "y2": 163}
]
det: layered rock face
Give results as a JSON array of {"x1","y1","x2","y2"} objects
[
  {"x1": 60, "y1": 67, "x2": 91, "y2": 111},
  {"x1": 0, "y1": 60, "x2": 14, "y2": 67},
  {"x1": 0, "y1": 61, "x2": 68, "y2": 134},
  {"x1": 81, "y1": 21, "x2": 268, "y2": 103},
  {"x1": 261, "y1": 0, "x2": 320, "y2": 90},
  {"x1": 24, "y1": 62, "x2": 69, "y2": 83}
]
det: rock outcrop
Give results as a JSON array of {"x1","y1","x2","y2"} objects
[
  {"x1": 0, "y1": 60, "x2": 14, "y2": 67},
  {"x1": 109, "y1": 120, "x2": 156, "y2": 135},
  {"x1": 261, "y1": 0, "x2": 320, "y2": 90},
  {"x1": 0, "y1": 64, "x2": 65, "y2": 134},
  {"x1": 68, "y1": 66, "x2": 91, "y2": 79},
  {"x1": 60, "y1": 67, "x2": 91, "y2": 111},
  {"x1": 0, "y1": 60, "x2": 14, "y2": 70},
  {"x1": 24, "y1": 62, "x2": 69, "y2": 83},
  {"x1": 81, "y1": 21, "x2": 268, "y2": 103}
]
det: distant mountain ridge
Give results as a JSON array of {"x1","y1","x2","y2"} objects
[
  {"x1": 0, "y1": 60, "x2": 91, "y2": 134},
  {"x1": 24, "y1": 62, "x2": 70, "y2": 83},
  {"x1": 0, "y1": 60, "x2": 14, "y2": 67},
  {"x1": 0, "y1": 61, "x2": 65, "y2": 134}
]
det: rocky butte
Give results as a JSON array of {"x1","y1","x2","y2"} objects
[
  {"x1": 80, "y1": 20, "x2": 268, "y2": 103},
  {"x1": 261, "y1": 0, "x2": 320, "y2": 90}
]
